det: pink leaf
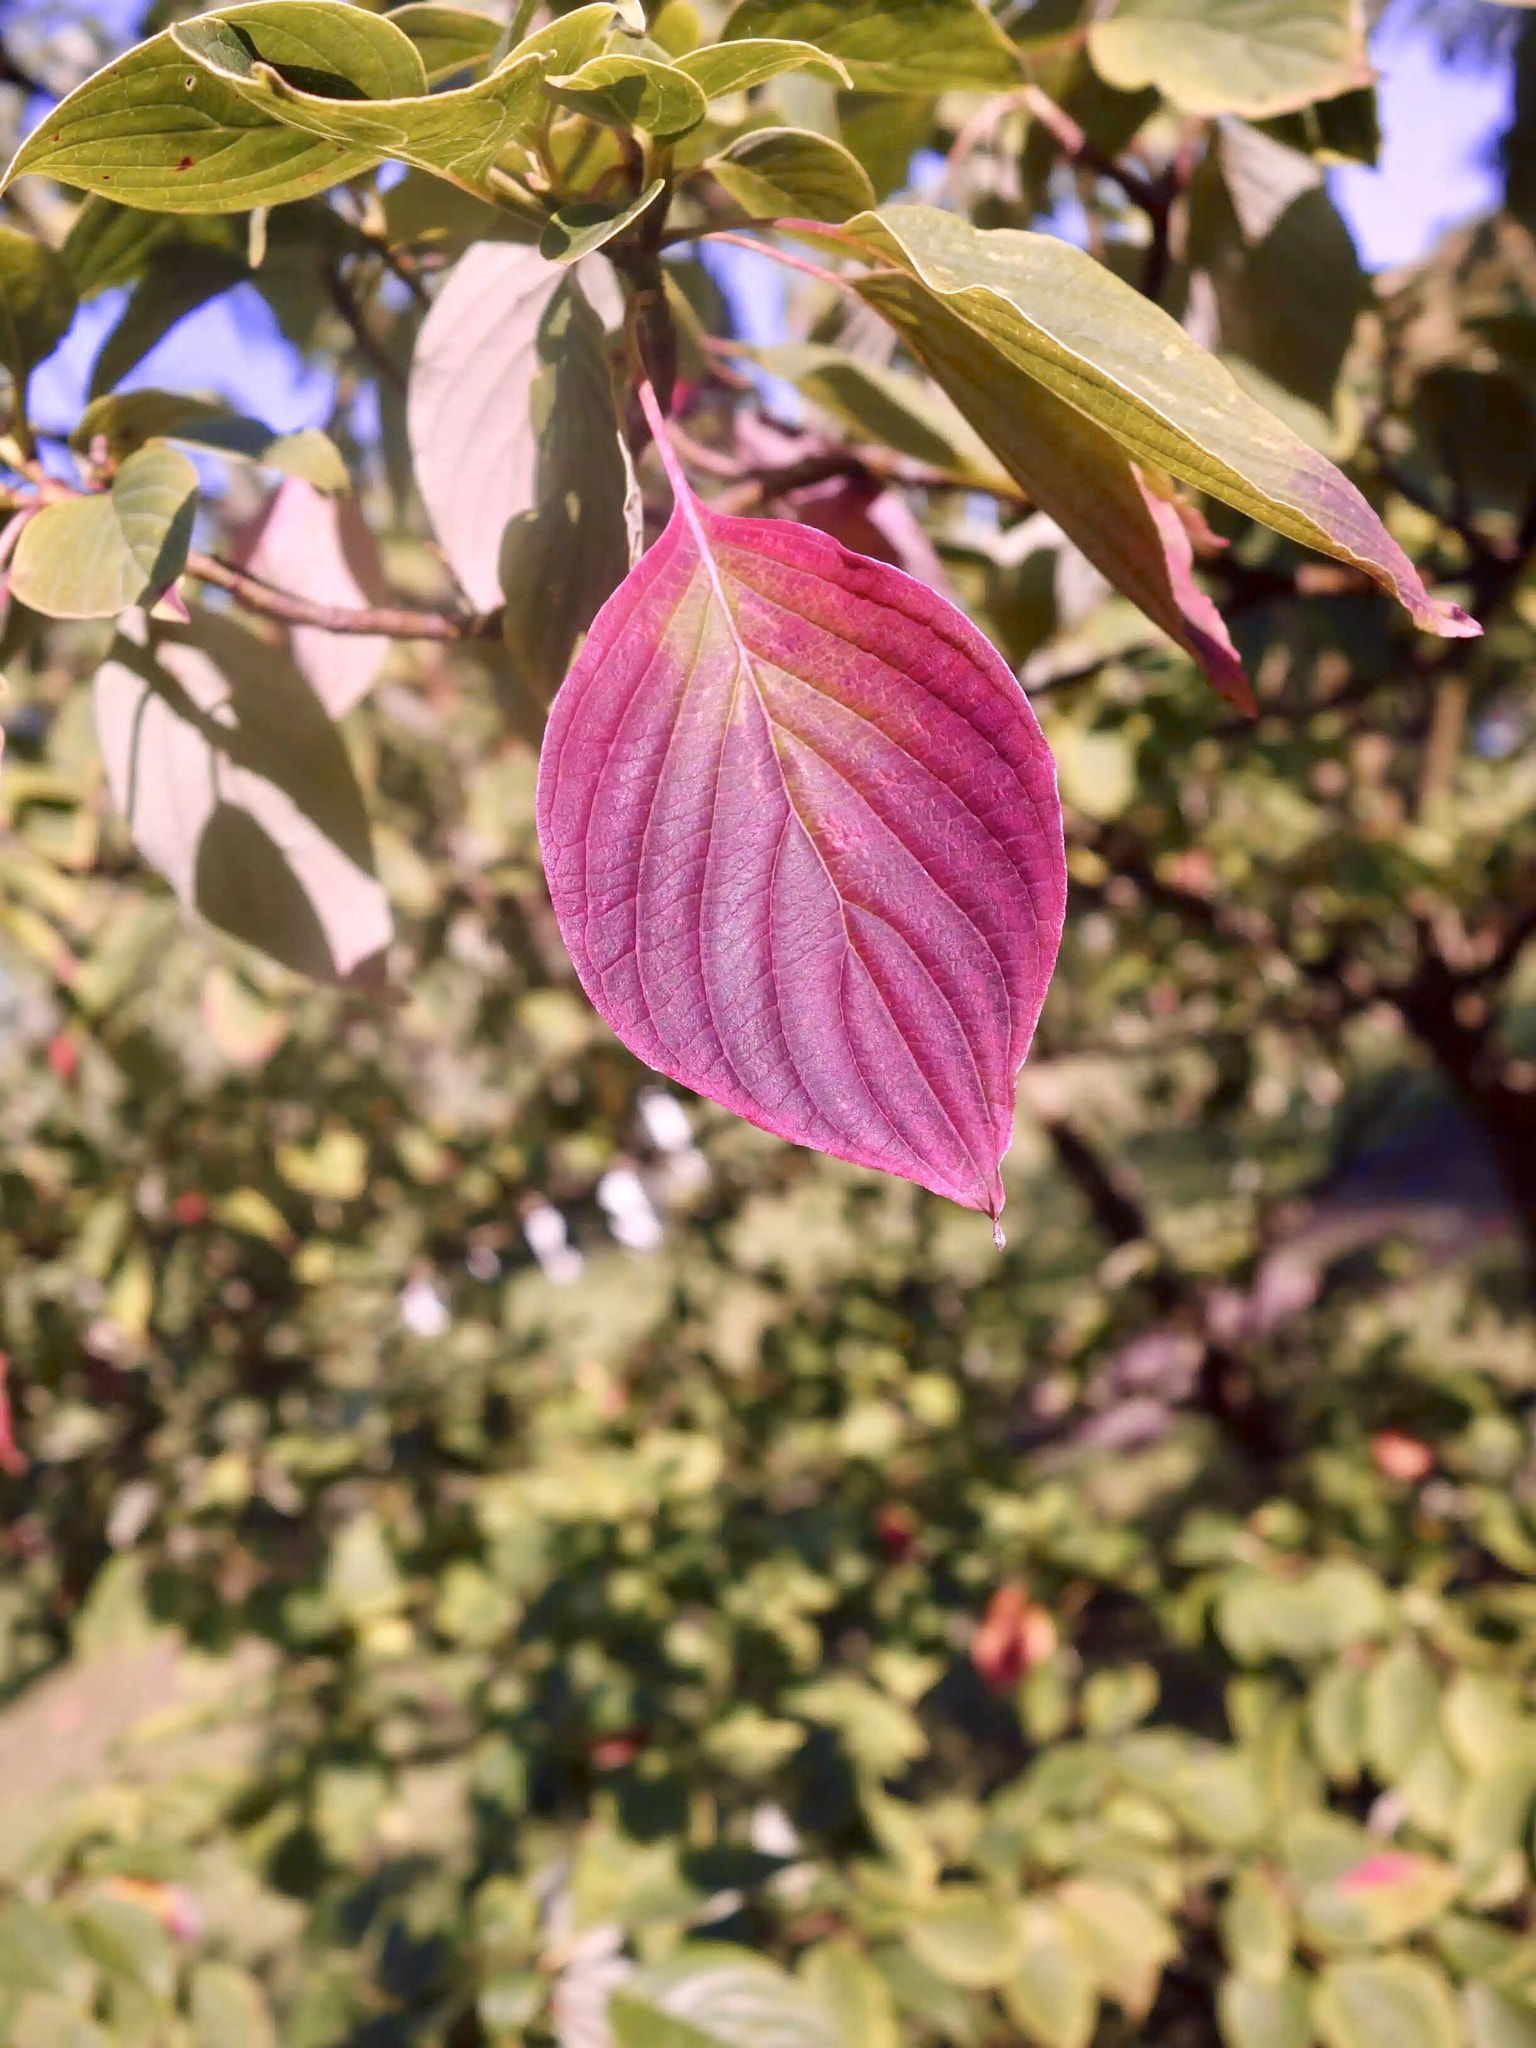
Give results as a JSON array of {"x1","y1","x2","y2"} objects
[
  {"x1": 235, "y1": 479, "x2": 390, "y2": 717},
  {"x1": 537, "y1": 387, "x2": 1065, "y2": 1232}
]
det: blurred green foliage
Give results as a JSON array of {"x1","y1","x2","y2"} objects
[{"x1": 2, "y1": 2, "x2": 1536, "y2": 2046}]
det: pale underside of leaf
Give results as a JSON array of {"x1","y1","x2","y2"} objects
[
  {"x1": 234, "y1": 477, "x2": 391, "y2": 716},
  {"x1": 852, "y1": 273, "x2": 1253, "y2": 708},
  {"x1": 1088, "y1": 0, "x2": 1373, "y2": 121},
  {"x1": 170, "y1": 16, "x2": 553, "y2": 194},
  {"x1": 95, "y1": 612, "x2": 391, "y2": 982},
  {"x1": 407, "y1": 241, "x2": 565, "y2": 611},
  {"x1": 834, "y1": 207, "x2": 1477, "y2": 639},
  {"x1": 537, "y1": 481, "x2": 1065, "y2": 1225}
]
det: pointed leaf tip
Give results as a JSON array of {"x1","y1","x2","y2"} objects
[{"x1": 536, "y1": 418, "x2": 1065, "y2": 1219}]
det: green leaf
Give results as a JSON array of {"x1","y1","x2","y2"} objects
[
  {"x1": 189, "y1": 1962, "x2": 278, "y2": 2048},
  {"x1": 1313, "y1": 1957, "x2": 1460, "y2": 2048},
  {"x1": 168, "y1": 5, "x2": 595, "y2": 197},
  {"x1": 906, "y1": 1892, "x2": 1025, "y2": 1991},
  {"x1": 1309, "y1": 1665, "x2": 1368, "y2": 1784},
  {"x1": 709, "y1": 129, "x2": 876, "y2": 224},
  {"x1": 620, "y1": 1949, "x2": 840, "y2": 2048},
  {"x1": 497, "y1": 274, "x2": 636, "y2": 701},
  {"x1": 751, "y1": 340, "x2": 1008, "y2": 485},
  {"x1": 62, "y1": 198, "x2": 236, "y2": 296},
  {"x1": 0, "y1": 227, "x2": 77, "y2": 411},
  {"x1": 1219, "y1": 1565, "x2": 1391, "y2": 1664},
  {"x1": 13, "y1": 1994, "x2": 110, "y2": 2048},
  {"x1": 1003, "y1": 1902, "x2": 1098, "y2": 2048},
  {"x1": 1364, "y1": 1641, "x2": 1438, "y2": 1783},
  {"x1": 720, "y1": 0, "x2": 1020, "y2": 92},
  {"x1": 1219, "y1": 1971, "x2": 1314, "y2": 2048},
  {"x1": 1221, "y1": 1868, "x2": 1295, "y2": 1984},
  {"x1": 1055, "y1": 1878, "x2": 1179, "y2": 2019},
  {"x1": 4, "y1": 2, "x2": 423, "y2": 212},
  {"x1": 830, "y1": 204, "x2": 1478, "y2": 638},
  {"x1": 798, "y1": 1943, "x2": 899, "y2": 2048},
  {"x1": 677, "y1": 38, "x2": 851, "y2": 97},
  {"x1": 611, "y1": 1997, "x2": 722, "y2": 2048},
  {"x1": 73, "y1": 391, "x2": 349, "y2": 492},
  {"x1": 544, "y1": 53, "x2": 709, "y2": 137},
  {"x1": 94, "y1": 612, "x2": 393, "y2": 983},
  {"x1": 539, "y1": 177, "x2": 667, "y2": 262},
  {"x1": 1188, "y1": 119, "x2": 1367, "y2": 424},
  {"x1": 12, "y1": 446, "x2": 198, "y2": 620},
  {"x1": 1464, "y1": 1984, "x2": 1536, "y2": 2048},
  {"x1": 1451, "y1": 1759, "x2": 1536, "y2": 1886},
  {"x1": 1087, "y1": 0, "x2": 1372, "y2": 119},
  {"x1": 1300, "y1": 1852, "x2": 1461, "y2": 1951},
  {"x1": 385, "y1": 3, "x2": 501, "y2": 84}
]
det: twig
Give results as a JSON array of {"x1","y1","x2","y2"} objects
[
  {"x1": 187, "y1": 551, "x2": 494, "y2": 641},
  {"x1": 324, "y1": 262, "x2": 407, "y2": 392}
]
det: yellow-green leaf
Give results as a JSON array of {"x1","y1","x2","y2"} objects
[
  {"x1": 384, "y1": 2, "x2": 501, "y2": 85},
  {"x1": 73, "y1": 390, "x2": 348, "y2": 492},
  {"x1": 829, "y1": 204, "x2": 1478, "y2": 639},
  {"x1": 4, "y1": 2, "x2": 423, "y2": 213},
  {"x1": 1088, "y1": 0, "x2": 1372, "y2": 120},
  {"x1": 709, "y1": 128, "x2": 876, "y2": 224},
  {"x1": 169, "y1": 5, "x2": 602, "y2": 197},
  {"x1": 677, "y1": 37, "x2": 851, "y2": 97},
  {"x1": 12, "y1": 446, "x2": 198, "y2": 619},
  {"x1": 1314, "y1": 1957, "x2": 1459, "y2": 2048},
  {"x1": 544, "y1": 52, "x2": 709, "y2": 137},
  {"x1": 721, "y1": 0, "x2": 1019, "y2": 92}
]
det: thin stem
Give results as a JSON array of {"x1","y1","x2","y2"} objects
[
  {"x1": 633, "y1": 372, "x2": 691, "y2": 507},
  {"x1": 187, "y1": 551, "x2": 493, "y2": 642},
  {"x1": 699, "y1": 228, "x2": 856, "y2": 296}
]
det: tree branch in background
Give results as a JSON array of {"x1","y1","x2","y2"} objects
[{"x1": 187, "y1": 552, "x2": 494, "y2": 641}]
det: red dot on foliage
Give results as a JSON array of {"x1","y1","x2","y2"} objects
[
  {"x1": 972, "y1": 1584, "x2": 1056, "y2": 1692},
  {"x1": 590, "y1": 1732, "x2": 643, "y2": 1770},
  {"x1": 46, "y1": 1033, "x2": 78, "y2": 1084},
  {"x1": 1372, "y1": 1430, "x2": 1434, "y2": 1483},
  {"x1": 174, "y1": 1192, "x2": 209, "y2": 1228}
]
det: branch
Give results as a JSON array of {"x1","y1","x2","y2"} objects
[
  {"x1": 186, "y1": 551, "x2": 495, "y2": 641},
  {"x1": 324, "y1": 262, "x2": 407, "y2": 392}
]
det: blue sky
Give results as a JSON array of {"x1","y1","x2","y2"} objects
[{"x1": 18, "y1": 1, "x2": 1521, "y2": 444}]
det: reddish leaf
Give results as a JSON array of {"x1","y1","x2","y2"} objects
[
  {"x1": 234, "y1": 479, "x2": 390, "y2": 717},
  {"x1": 973, "y1": 1584, "x2": 1056, "y2": 1690},
  {"x1": 537, "y1": 386, "x2": 1065, "y2": 1231}
]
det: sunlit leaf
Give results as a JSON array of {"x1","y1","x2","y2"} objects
[
  {"x1": 545, "y1": 53, "x2": 710, "y2": 136},
  {"x1": 1218, "y1": 1971, "x2": 1313, "y2": 2048},
  {"x1": 1087, "y1": 0, "x2": 1372, "y2": 120},
  {"x1": 167, "y1": 5, "x2": 595, "y2": 197},
  {"x1": 709, "y1": 129, "x2": 876, "y2": 224},
  {"x1": 677, "y1": 38, "x2": 851, "y2": 96},
  {"x1": 540, "y1": 177, "x2": 667, "y2": 263},
  {"x1": 1314, "y1": 1957, "x2": 1459, "y2": 2048},
  {"x1": 831, "y1": 206, "x2": 1479, "y2": 639},
  {"x1": 12, "y1": 446, "x2": 198, "y2": 619},
  {"x1": 498, "y1": 276, "x2": 636, "y2": 701},
  {"x1": 4, "y1": 2, "x2": 423, "y2": 212},
  {"x1": 73, "y1": 390, "x2": 349, "y2": 492},
  {"x1": 409, "y1": 241, "x2": 629, "y2": 632},
  {"x1": 1003, "y1": 1901, "x2": 1098, "y2": 2048},
  {"x1": 94, "y1": 612, "x2": 392, "y2": 983},
  {"x1": 384, "y1": 2, "x2": 501, "y2": 84},
  {"x1": 617, "y1": 1948, "x2": 840, "y2": 2048},
  {"x1": 233, "y1": 477, "x2": 391, "y2": 716},
  {"x1": 536, "y1": 403, "x2": 1065, "y2": 1227},
  {"x1": 721, "y1": 0, "x2": 1019, "y2": 91}
]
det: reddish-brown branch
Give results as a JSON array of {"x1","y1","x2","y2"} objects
[{"x1": 187, "y1": 551, "x2": 494, "y2": 641}]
